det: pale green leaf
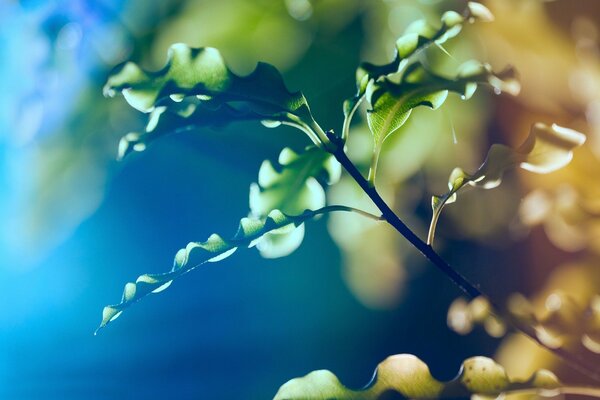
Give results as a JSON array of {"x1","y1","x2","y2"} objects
[
  {"x1": 428, "y1": 123, "x2": 586, "y2": 244},
  {"x1": 250, "y1": 146, "x2": 341, "y2": 217},
  {"x1": 274, "y1": 354, "x2": 560, "y2": 400},
  {"x1": 105, "y1": 43, "x2": 327, "y2": 150},
  {"x1": 96, "y1": 209, "x2": 323, "y2": 332},
  {"x1": 249, "y1": 146, "x2": 341, "y2": 258},
  {"x1": 342, "y1": 3, "x2": 493, "y2": 140},
  {"x1": 366, "y1": 61, "x2": 519, "y2": 150},
  {"x1": 467, "y1": 1, "x2": 494, "y2": 22}
]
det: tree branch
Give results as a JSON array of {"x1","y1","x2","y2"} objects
[{"x1": 328, "y1": 134, "x2": 600, "y2": 383}]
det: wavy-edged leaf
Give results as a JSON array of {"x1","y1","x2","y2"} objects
[
  {"x1": 366, "y1": 62, "x2": 519, "y2": 177},
  {"x1": 117, "y1": 98, "x2": 265, "y2": 159},
  {"x1": 249, "y1": 146, "x2": 341, "y2": 258},
  {"x1": 97, "y1": 209, "x2": 324, "y2": 332},
  {"x1": 250, "y1": 146, "x2": 341, "y2": 217},
  {"x1": 342, "y1": 2, "x2": 494, "y2": 139},
  {"x1": 428, "y1": 123, "x2": 586, "y2": 244},
  {"x1": 274, "y1": 354, "x2": 560, "y2": 400},
  {"x1": 105, "y1": 43, "x2": 327, "y2": 150}
]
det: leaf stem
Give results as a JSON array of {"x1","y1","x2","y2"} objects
[
  {"x1": 367, "y1": 144, "x2": 381, "y2": 187},
  {"x1": 327, "y1": 134, "x2": 600, "y2": 384},
  {"x1": 427, "y1": 206, "x2": 440, "y2": 245},
  {"x1": 342, "y1": 96, "x2": 363, "y2": 142},
  {"x1": 310, "y1": 205, "x2": 384, "y2": 222},
  {"x1": 308, "y1": 119, "x2": 337, "y2": 152},
  {"x1": 508, "y1": 386, "x2": 600, "y2": 399}
]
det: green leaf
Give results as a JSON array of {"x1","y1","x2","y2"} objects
[
  {"x1": 249, "y1": 146, "x2": 341, "y2": 258},
  {"x1": 367, "y1": 62, "x2": 518, "y2": 149},
  {"x1": 365, "y1": 62, "x2": 519, "y2": 184},
  {"x1": 274, "y1": 354, "x2": 560, "y2": 400},
  {"x1": 97, "y1": 209, "x2": 324, "y2": 333},
  {"x1": 105, "y1": 43, "x2": 328, "y2": 148},
  {"x1": 342, "y1": 2, "x2": 494, "y2": 140},
  {"x1": 428, "y1": 123, "x2": 586, "y2": 244},
  {"x1": 250, "y1": 147, "x2": 341, "y2": 217},
  {"x1": 117, "y1": 98, "x2": 265, "y2": 159}
]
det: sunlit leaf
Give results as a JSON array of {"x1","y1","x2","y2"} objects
[
  {"x1": 250, "y1": 146, "x2": 341, "y2": 258},
  {"x1": 342, "y1": 2, "x2": 494, "y2": 139},
  {"x1": 250, "y1": 146, "x2": 340, "y2": 217},
  {"x1": 428, "y1": 123, "x2": 586, "y2": 244},
  {"x1": 97, "y1": 209, "x2": 326, "y2": 332},
  {"x1": 274, "y1": 354, "x2": 560, "y2": 400},
  {"x1": 366, "y1": 62, "x2": 519, "y2": 183},
  {"x1": 105, "y1": 43, "x2": 328, "y2": 149}
]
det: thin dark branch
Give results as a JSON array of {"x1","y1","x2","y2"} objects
[{"x1": 328, "y1": 134, "x2": 600, "y2": 383}]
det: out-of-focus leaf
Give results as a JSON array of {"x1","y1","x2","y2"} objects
[
  {"x1": 274, "y1": 354, "x2": 560, "y2": 400},
  {"x1": 450, "y1": 291, "x2": 600, "y2": 355},
  {"x1": 507, "y1": 293, "x2": 600, "y2": 354},
  {"x1": 250, "y1": 146, "x2": 341, "y2": 258},
  {"x1": 428, "y1": 123, "x2": 586, "y2": 244},
  {"x1": 519, "y1": 186, "x2": 591, "y2": 252},
  {"x1": 97, "y1": 209, "x2": 326, "y2": 332},
  {"x1": 342, "y1": 2, "x2": 494, "y2": 139},
  {"x1": 328, "y1": 176, "x2": 407, "y2": 308},
  {"x1": 447, "y1": 296, "x2": 506, "y2": 338},
  {"x1": 105, "y1": 43, "x2": 327, "y2": 149},
  {"x1": 250, "y1": 147, "x2": 340, "y2": 217},
  {"x1": 496, "y1": 262, "x2": 600, "y2": 380}
]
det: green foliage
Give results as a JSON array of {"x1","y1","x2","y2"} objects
[
  {"x1": 99, "y1": 1, "x2": 599, "y2": 394},
  {"x1": 347, "y1": 1, "x2": 494, "y2": 113},
  {"x1": 250, "y1": 147, "x2": 340, "y2": 217},
  {"x1": 250, "y1": 146, "x2": 341, "y2": 258},
  {"x1": 117, "y1": 98, "x2": 266, "y2": 159},
  {"x1": 104, "y1": 43, "x2": 330, "y2": 153},
  {"x1": 366, "y1": 61, "x2": 519, "y2": 165},
  {"x1": 97, "y1": 209, "x2": 328, "y2": 332},
  {"x1": 342, "y1": 2, "x2": 501, "y2": 183},
  {"x1": 449, "y1": 293, "x2": 600, "y2": 355},
  {"x1": 428, "y1": 123, "x2": 587, "y2": 244},
  {"x1": 274, "y1": 353, "x2": 560, "y2": 400}
]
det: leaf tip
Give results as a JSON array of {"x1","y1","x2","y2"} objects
[
  {"x1": 467, "y1": 2, "x2": 495, "y2": 23},
  {"x1": 519, "y1": 123, "x2": 586, "y2": 173}
]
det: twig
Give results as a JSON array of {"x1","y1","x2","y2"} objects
[{"x1": 327, "y1": 134, "x2": 600, "y2": 384}]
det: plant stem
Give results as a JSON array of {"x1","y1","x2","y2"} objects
[
  {"x1": 427, "y1": 206, "x2": 440, "y2": 245},
  {"x1": 367, "y1": 145, "x2": 380, "y2": 188},
  {"x1": 508, "y1": 386, "x2": 600, "y2": 399},
  {"x1": 328, "y1": 135, "x2": 600, "y2": 383},
  {"x1": 312, "y1": 205, "x2": 384, "y2": 222},
  {"x1": 332, "y1": 141, "x2": 482, "y2": 297},
  {"x1": 342, "y1": 96, "x2": 363, "y2": 142}
]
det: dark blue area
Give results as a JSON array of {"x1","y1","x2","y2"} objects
[{"x1": 0, "y1": 132, "x2": 497, "y2": 399}]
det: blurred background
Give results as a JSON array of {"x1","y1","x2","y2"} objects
[{"x1": 2, "y1": 0, "x2": 600, "y2": 398}]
